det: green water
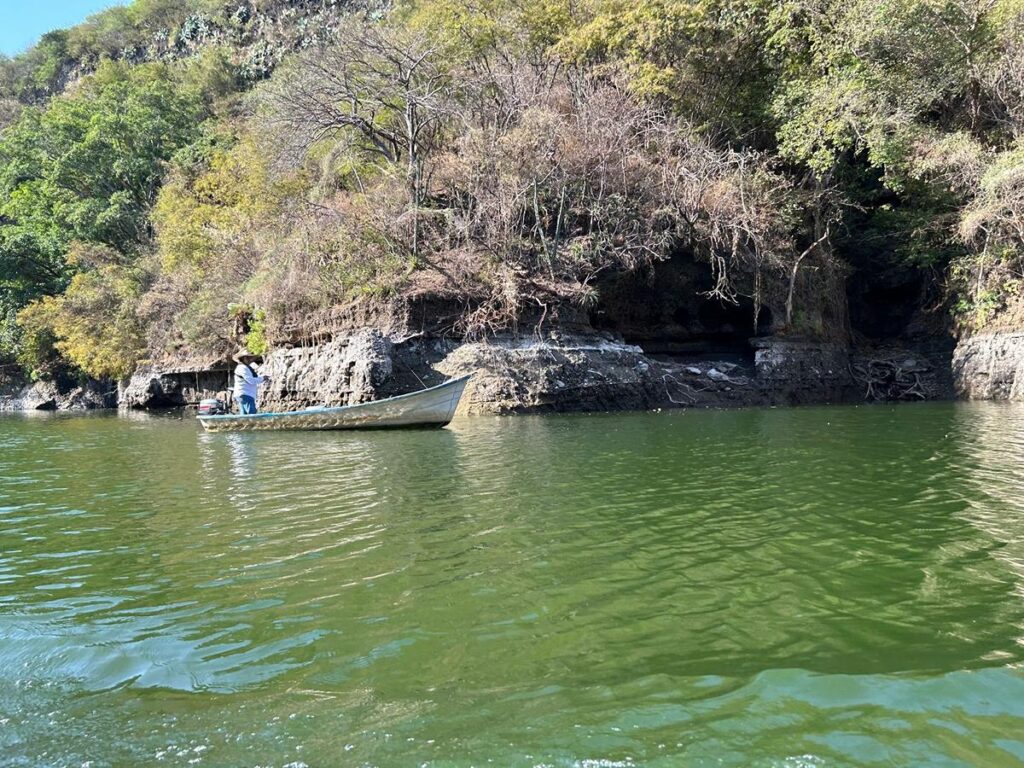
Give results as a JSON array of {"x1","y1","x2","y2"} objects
[{"x1": 2, "y1": 403, "x2": 1024, "y2": 767}]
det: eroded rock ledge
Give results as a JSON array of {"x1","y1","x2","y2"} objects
[
  {"x1": 118, "y1": 329, "x2": 953, "y2": 415},
  {"x1": 0, "y1": 377, "x2": 115, "y2": 411},
  {"x1": 953, "y1": 331, "x2": 1024, "y2": 401}
]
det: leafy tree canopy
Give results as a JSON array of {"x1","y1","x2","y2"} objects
[{"x1": 0, "y1": 59, "x2": 202, "y2": 367}]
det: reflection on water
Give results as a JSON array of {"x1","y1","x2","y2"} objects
[{"x1": 1, "y1": 403, "x2": 1024, "y2": 766}]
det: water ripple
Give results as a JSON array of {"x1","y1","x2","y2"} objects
[{"x1": 1, "y1": 403, "x2": 1024, "y2": 766}]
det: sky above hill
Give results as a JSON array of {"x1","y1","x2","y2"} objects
[{"x1": 0, "y1": 0, "x2": 126, "y2": 56}]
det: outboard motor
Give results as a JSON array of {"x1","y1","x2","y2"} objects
[{"x1": 198, "y1": 398, "x2": 228, "y2": 416}]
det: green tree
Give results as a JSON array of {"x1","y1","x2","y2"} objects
[
  {"x1": 16, "y1": 244, "x2": 148, "y2": 380},
  {"x1": 0, "y1": 60, "x2": 201, "y2": 364}
]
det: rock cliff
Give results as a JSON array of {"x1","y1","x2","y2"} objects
[
  {"x1": 0, "y1": 377, "x2": 115, "y2": 411},
  {"x1": 952, "y1": 331, "x2": 1024, "y2": 401},
  {"x1": 116, "y1": 325, "x2": 954, "y2": 415}
]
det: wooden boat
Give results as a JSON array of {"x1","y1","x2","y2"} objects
[{"x1": 198, "y1": 375, "x2": 471, "y2": 433}]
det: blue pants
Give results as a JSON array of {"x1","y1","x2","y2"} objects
[{"x1": 236, "y1": 395, "x2": 257, "y2": 414}]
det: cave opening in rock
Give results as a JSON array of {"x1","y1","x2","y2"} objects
[
  {"x1": 589, "y1": 258, "x2": 772, "y2": 366},
  {"x1": 846, "y1": 266, "x2": 929, "y2": 340}
]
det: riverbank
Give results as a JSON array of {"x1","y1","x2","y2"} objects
[
  {"x1": 0, "y1": 372, "x2": 115, "y2": 412},
  {"x1": 14, "y1": 316, "x2": 1024, "y2": 415},
  {"x1": 112, "y1": 327, "x2": 957, "y2": 415},
  {"x1": 952, "y1": 329, "x2": 1024, "y2": 400}
]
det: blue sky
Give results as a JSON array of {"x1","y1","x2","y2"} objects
[{"x1": 0, "y1": 0, "x2": 126, "y2": 56}]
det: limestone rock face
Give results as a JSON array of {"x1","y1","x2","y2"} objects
[
  {"x1": 121, "y1": 365, "x2": 233, "y2": 409},
  {"x1": 60, "y1": 383, "x2": 115, "y2": 410},
  {"x1": 436, "y1": 335, "x2": 660, "y2": 414},
  {"x1": 19, "y1": 381, "x2": 60, "y2": 410},
  {"x1": 259, "y1": 330, "x2": 395, "y2": 412},
  {"x1": 0, "y1": 379, "x2": 115, "y2": 411},
  {"x1": 121, "y1": 367, "x2": 182, "y2": 408},
  {"x1": 114, "y1": 329, "x2": 959, "y2": 415},
  {"x1": 752, "y1": 339, "x2": 851, "y2": 385},
  {"x1": 750, "y1": 339, "x2": 861, "y2": 404},
  {"x1": 953, "y1": 331, "x2": 1024, "y2": 400}
]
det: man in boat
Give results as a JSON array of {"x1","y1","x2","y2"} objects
[{"x1": 232, "y1": 350, "x2": 271, "y2": 414}]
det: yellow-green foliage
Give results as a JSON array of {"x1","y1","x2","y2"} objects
[
  {"x1": 153, "y1": 135, "x2": 294, "y2": 273},
  {"x1": 13, "y1": 301, "x2": 57, "y2": 380},
  {"x1": 148, "y1": 128, "x2": 330, "y2": 355},
  {"x1": 16, "y1": 245, "x2": 146, "y2": 380},
  {"x1": 245, "y1": 309, "x2": 269, "y2": 355},
  {"x1": 556, "y1": 0, "x2": 710, "y2": 96},
  {"x1": 402, "y1": 0, "x2": 571, "y2": 57},
  {"x1": 175, "y1": 47, "x2": 239, "y2": 106}
]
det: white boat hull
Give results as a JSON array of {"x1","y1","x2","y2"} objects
[{"x1": 198, "y1": 375, "x2": 470, "y2": 433}]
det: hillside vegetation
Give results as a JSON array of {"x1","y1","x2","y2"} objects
[{"x1": 2, "y1": 0, "x2": 1024, "y2": 381}]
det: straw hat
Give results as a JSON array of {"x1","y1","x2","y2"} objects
[{"x1": 232, "y1": 348, "x2": 258, "y2": 364}]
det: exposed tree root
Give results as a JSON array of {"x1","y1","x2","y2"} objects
[{"x1": 849, "y1": 358, "x2": 930, "y2": 402}]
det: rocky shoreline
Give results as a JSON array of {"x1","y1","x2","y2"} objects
[
  {"x1": 107, "y1": 328, "x2": 957, "y2": 416},
  {"x1": 8, "y1": 324, "x2": 1021, "y2": 416},
  {"x1": 952, "y1": 330, "x2": 1024, "y2": 401},
  {"x1": 0, "y1": 375, "x2": 115, "y2": 412}
]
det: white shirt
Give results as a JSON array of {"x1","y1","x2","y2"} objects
[{"x1": 233, "y1": 363, "x2": 267, "y2": 399}]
